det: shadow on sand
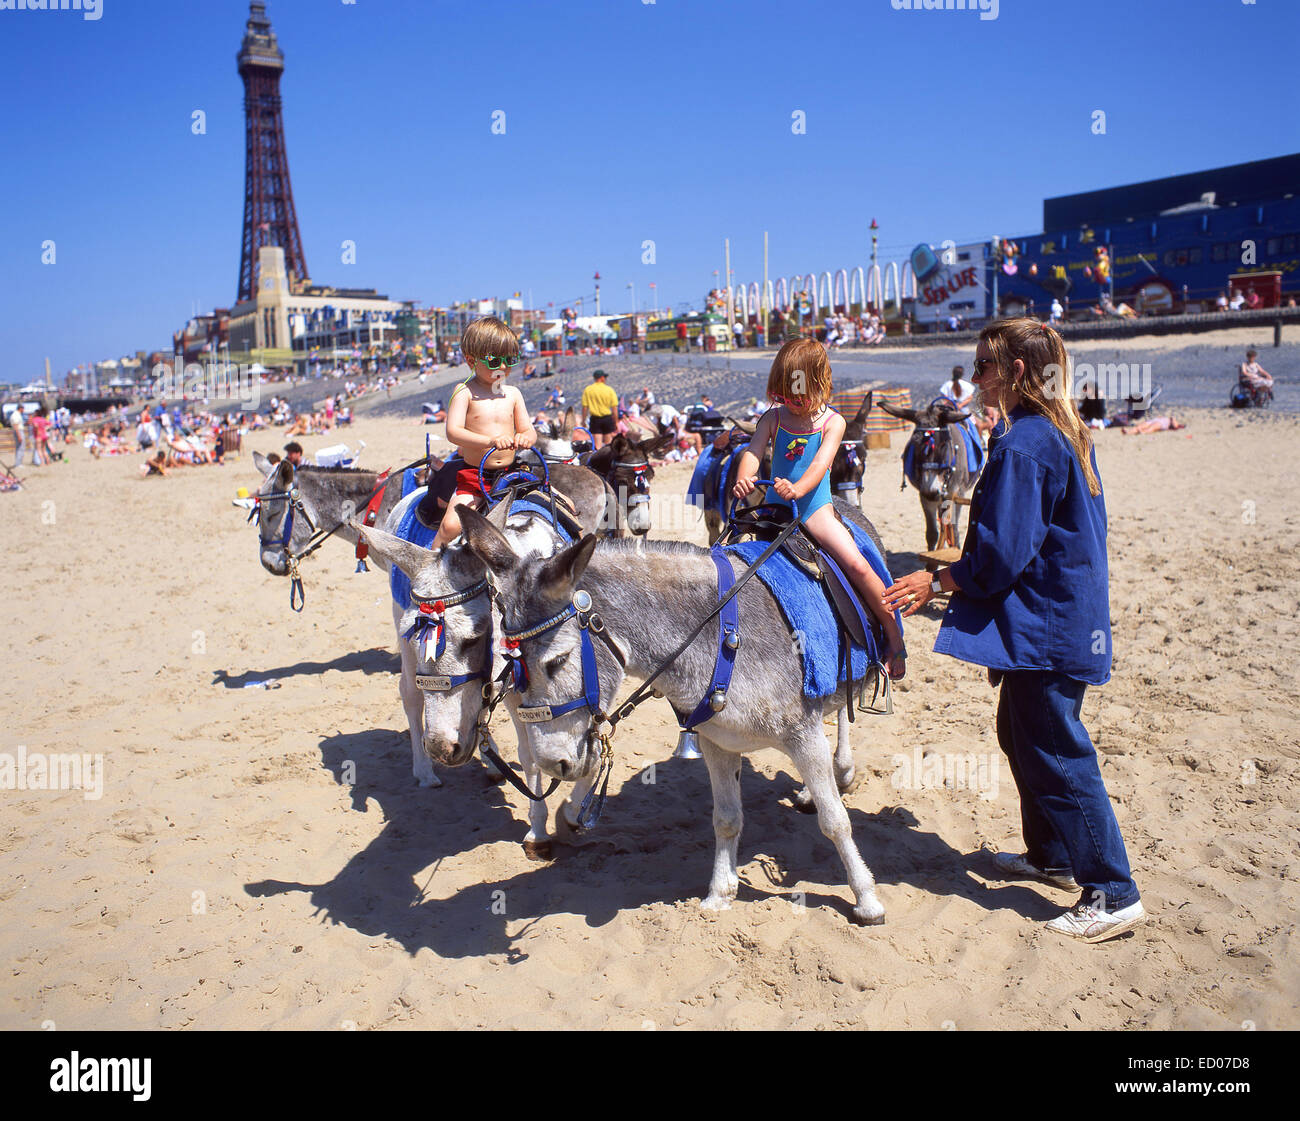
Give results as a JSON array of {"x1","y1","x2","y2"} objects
[
  {"x1": 213, "y1": 647, "x2": 400, "y2": 689},
  {"x1": 245, "y1": 727, "x2": 1061, "y2": 960}
]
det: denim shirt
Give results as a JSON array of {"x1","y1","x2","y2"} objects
[{"x1": 934, "y1": 407, "x2": 1112, "y2": 684}]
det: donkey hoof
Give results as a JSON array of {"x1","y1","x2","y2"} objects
[
  {"x1": 792, "y1": 786, "x2": 817, "y2": 814},
  {"x1": 851, "y1": 900, "x2": 886, "y2": 926},
  {"x1": 700, "y1": 894, "x2": 732, "y2": 912},
  {"x1": 837, "y1": 771, "x2": 863, "y2": 796},
  {"x1": 484, "y1": 767, "x2": 507, "y2": 786},
  {"x1": 414, "y1": 771, "x2": 443, "y2": 789},
  {"x1": 522, "y1": 839, "x2": 554, "y2": 861}
]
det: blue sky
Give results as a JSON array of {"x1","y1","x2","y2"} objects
[{"x1": 1, "y1": 0, "x2": 1295, "y2": 380}]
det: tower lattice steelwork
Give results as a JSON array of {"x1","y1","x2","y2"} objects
[{"x1": 236, "y1": 2, "x2": 308, "y2": 304}]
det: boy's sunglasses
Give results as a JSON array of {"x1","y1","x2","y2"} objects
[{"x1": 477, "y1": 354, "x2": 521, "y2": 370}]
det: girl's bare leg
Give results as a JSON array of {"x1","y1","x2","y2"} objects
[{"x1": 804, "y1": 505, "x2": 906, "y2": 678}]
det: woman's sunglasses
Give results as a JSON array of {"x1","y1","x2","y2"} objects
[
  {"x1": 972, "y1": 357, "x2": 997, "y2": 376},
  {"x1": 478, "y1": 354, "x2": 521, "y2": 370}
]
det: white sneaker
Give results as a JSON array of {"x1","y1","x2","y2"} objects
[
  {"x1": 991, "y1": 850, "x2": 1079, "y2": 892},
  {"x1": 1045, "y1": 900, "x2": 1146, "y2": 943}
]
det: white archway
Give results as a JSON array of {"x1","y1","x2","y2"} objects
[
  {"x1": 834, "y1": 268, "x2": 848, "y2": 312},
  {"x1": 775, "y1": 277, "x2": 789, "y2": 313},
  {"x1": 849, "y1": 266, "x2": 867, "y2": 311},
  {"x1": 818, "y1": 271, "x2": 833, "y2": 315},
  {"x1": 900, "y1": 260, "x2": 917, "y2": 300},
  {"x1": 803, "y1": 274, "x2": 818, "y2": 320}
]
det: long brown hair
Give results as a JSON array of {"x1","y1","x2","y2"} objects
[{"x1": 978, "y1": 317, "x2": 1100, "y2": 496}]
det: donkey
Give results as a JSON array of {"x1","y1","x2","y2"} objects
[
  {"x1": 252, "y1": 450, "x2": 614, "y2": 798},
  {"x1": 878, "y1": 398, "x2": 979, "y2": 554},
  {"x1": 356, "y1": 500, "x2": 595, "y2": 854},
  {"x1": 251, "y1": 451, "x2": 409, "y2": 579},
  {"x1": 829, "y1": 392, "x2": 873, "y2": 512},
  {"x1": 252, "y1": 450, "x2": 616, "y2": 582},
  {"x1": 699, "y1": 421, "x2": 769, "y2": 545},
  {"x1": 456, "y1": 505, "x2": 890, "y2": 925},
  {"x1": 583, "y1": 431, "x2": 678, "y2": 539},
  {"x1": 534, "y1": 407, "x2": 582, "y2": 465}
]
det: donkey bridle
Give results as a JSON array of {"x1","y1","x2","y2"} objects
[{"x1": 254, "y1": 456, "x2": 429, "y2": 611}]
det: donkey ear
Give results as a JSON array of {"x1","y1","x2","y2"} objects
[
  {"x1": 879, "y1": 401, "x2": 918, "y2": 424},
  {"x1": 937, "y1": 406, "x2": 971, "y2": 425},
  {"x1": 457, "y1": 505, "x2": 519, "y2": 576},
  {"x1": 586, "y1": 443, "x2": 614, "y2": 472},
  {"x1": 253, "y1": 451, "x2": 273, "y2": 475},
  {"x1": 560, "y1": 407, "x2": 575, "y2": 437},
  {"x1": 854, "y1": 392, "x2": 874, "y2": 423},
  {"x1": 354, "y1": 523, "x2": 436, "y2": 584},
  {"x1": 485, "y1": 495, "x2": 512, "y2": 532},
  {"x1": 538, "y1": 534, "x2": 598, "y2": 597},
  {"x1": 276, "y1": 459, "x2": 295, "y2": 488},
  {"x1": 646, "y1": 433, "x2": 678, "y2": 459}
]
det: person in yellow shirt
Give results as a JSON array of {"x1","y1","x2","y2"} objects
[{"x1": 580, "y1": 369, "x2": 621, "y2": 449}]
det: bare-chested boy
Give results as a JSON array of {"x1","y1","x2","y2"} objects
[{"x1": 431, "y1": 317, "x2": 536, "y2": 549}]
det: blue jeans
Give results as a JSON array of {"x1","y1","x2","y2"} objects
[{"x1": 996, "y1": 670, "x2": 1140, "y2": 911}]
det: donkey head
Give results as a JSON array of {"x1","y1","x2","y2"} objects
[
  {"x1": 535, "y1": 407, "x2": 578, "y2": 463},
  {"x1": 459, "y1": 506, "x2": 614, "y2": 782},
  {"x1": 356, "y1": 520, "x2": 496, "y2": 767},
  {"x1": 831, "y1": 392, "x2": 873, "y2": 497},
  {"x1": 880, "y1": 399, "x2": 970, "y2": 500},
  {"x1": 252, "y1": 451, "x2": 312, "y2": 576},
  {"x1": 588, "y1": 431, "x2": 676, "y2": 536}
]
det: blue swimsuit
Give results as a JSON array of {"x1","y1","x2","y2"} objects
[{"x1": 766, "y1": 410, "x2": 834, "y2": 521}]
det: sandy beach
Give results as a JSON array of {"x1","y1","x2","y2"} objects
[{"x1": 2, "y1": 392, "x2": 1297, "y2": 1030}]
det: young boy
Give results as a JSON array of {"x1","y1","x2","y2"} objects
[{"x1": 430, "y1": 317, "x2": 536, "y2": 549}]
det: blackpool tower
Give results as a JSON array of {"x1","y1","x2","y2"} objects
[{"x1": 236, "y1": 2, "x2": 308, "y2": 304}]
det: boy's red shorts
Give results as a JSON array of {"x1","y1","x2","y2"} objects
[{"x1": 454, "y1": 468, "x2": 485, "y2": 497}]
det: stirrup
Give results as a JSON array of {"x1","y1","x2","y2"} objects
[{"x1": 858, "y1": 664, "x2": 893, "y2": 715}]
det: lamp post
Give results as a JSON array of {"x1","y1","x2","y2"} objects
[{"x1": 594, "y1": 271, "x2": 601, "y2": 317}]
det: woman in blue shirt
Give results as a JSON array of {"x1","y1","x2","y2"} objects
[{"x1": 883, "y1": 318, "x2": 1143, "y2": 944}]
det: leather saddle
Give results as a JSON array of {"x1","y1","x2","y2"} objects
[{"x1": 719, "y1": 502, "x2": 872, "y2": 650}]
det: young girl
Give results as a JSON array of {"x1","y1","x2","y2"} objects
[{"x1": 732, "y1": 339, "x2": 905, "y2": 679}]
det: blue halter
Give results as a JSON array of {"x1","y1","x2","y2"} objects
[{"x1": 404, "y1": 578, "x2": 493, "y2": 693}]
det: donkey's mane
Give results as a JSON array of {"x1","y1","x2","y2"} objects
[
  {"x1": 595, "y1": 537, "x2": 710, "y2": 559},
  {"x1": 297, "y1": 464, "x2": 380, "y2": 475}
]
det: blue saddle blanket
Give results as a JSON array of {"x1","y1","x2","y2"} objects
[
  {"x1": 722, "y1": 520, "x2": 901, "y2": 699},
  {"x1": 387, "y1": 480, "x2": 571, "y2": 609},
  {"x1": 687, "y1": 444, "x2": 723, "y2": 509}
]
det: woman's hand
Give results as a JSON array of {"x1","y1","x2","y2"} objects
[
  {"x1": 882, "y1": 570, "x2": 935, "y2": 618},
  {"x1": 732, "y1": 475, "x2": 756, "y2": 500},
  {"x1": 772, "y1": 477, "x2": 798, "y2": 501}
]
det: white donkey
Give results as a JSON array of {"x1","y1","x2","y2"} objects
[
  {"x1": 252, "y1": 450, "x2": 612, "y2": 806},
  {"x1": 356, "y1": 495, "x2": 601, "y2": 856},
  {"x1": 455, "y1": 505, "x2": 889, "y2": 925}
]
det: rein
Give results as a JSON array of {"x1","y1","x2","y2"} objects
[
  {"x1": 493, "y1": 504, "x2": 802, "y2": 827},
  {"x1": 254, "y1": 455, "x2": 432, "y2": 611}
]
